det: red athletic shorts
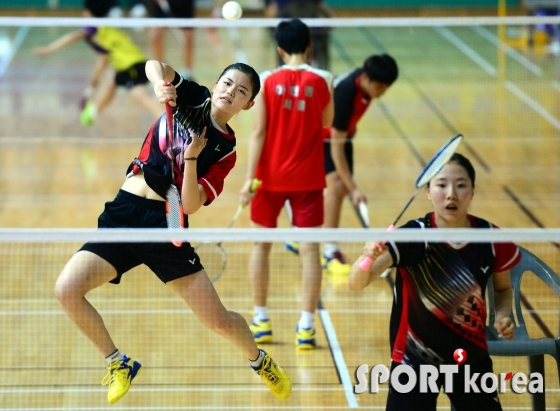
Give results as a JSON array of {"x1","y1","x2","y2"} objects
[{"x1": 250, "y1": 189, "x2": 323, "y2": 228}]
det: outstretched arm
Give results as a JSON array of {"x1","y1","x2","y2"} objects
[
  {"x1": 348, "y1": 242, "x2": 393, "y2": 290},
  {"x1": 32, "y1": 29, "x2": 86, "y2": 56}
]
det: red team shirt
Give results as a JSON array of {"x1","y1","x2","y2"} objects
[{"x1": 256, "y1": 64, "x2": 333, "y2": 192}]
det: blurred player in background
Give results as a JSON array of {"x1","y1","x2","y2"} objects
[
  {"x1": 322, "y1": 54, "x2": 398, "y2": 275},
  {"x1": 144, "y1": 0, "x2": 196, "y2": 80},
  {"x1": 349, "y1": 153, "x2": 519, "y2": 411},
  {"x1": 32, "y1": 0, "x2": 162, "y2": 126},
  {"x1": 239, "y1": 18, "x2": 334, "y2": 350},
  {"x1": 265, "y1": 0, "x2": 333, "y2": 70}
]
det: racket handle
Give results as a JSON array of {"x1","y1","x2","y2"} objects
[{"x1": 358, "y1": 224, "x2": 395, "y2": 271}]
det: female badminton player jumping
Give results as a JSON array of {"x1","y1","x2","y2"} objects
[{"x1": 55, "y1": 60, "x2": 291, "y2": 404}]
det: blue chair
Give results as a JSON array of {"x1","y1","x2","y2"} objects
[{"x1": 486, "y1": 246, "x2": 560, "y2": 411}]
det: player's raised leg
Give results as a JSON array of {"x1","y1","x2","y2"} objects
[
  {"x1": 167, "y1": 269, "x2": 291, "y2": 399},
  {"x1": 55, "y1": 251, "x2": 142, "y2": 404}
]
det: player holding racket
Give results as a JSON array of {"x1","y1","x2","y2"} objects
[
  {"x1": 55, "y1": 60, "x2": 292, "y2": 404},
  {"x1": 349, "y1": 153, "x2": 519, "y2": 411},
  {"x1": 285, "y1": 55, "x2": 398, "y2": 275},
  {"x1": 239, "y1": 19, "x2": 334, "y2": 350},
  {"x1": 32, "y1": 0, "x2": 163, "y2": 126}
]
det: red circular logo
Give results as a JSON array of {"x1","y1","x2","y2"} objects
[{"x1": 453, "y1": 348, "x2": 467, "y2": 365}]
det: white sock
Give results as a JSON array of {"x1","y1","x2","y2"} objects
[
  {"x1": 324, "y1": 243, "x2": 339, "y2": 257},
  {"x1": 105, "y1": 349, "x2": 123, "y2": 364},
  {"x1": 298, "y1": 311, "x2": 315, "y2": 329},
  {"x1": 253, "y1": 306, "x2": 268, "y2": 321},
  {"x1": 249, "y1": 349, "x2": 265, "y2": 368}
]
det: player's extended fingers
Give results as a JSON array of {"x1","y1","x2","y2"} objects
[{"x1": 198, "y1": 126, "x2": 207, "y2": 140}]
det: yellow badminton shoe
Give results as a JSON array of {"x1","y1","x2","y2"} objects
[
  {"x1": 250, "y1": 317, "x2": 273, "y2": 343},
  {"x1": 251, "y1": 350, "x2": 292, "y2": 399},
  {"x1": 80, "y1": 101, "x2": 96, "y2": 126},
  {"x1": 323, "y1": 251, "x2": 351, "y2": 276},
  {"x1": 295, "y1": 325, "x2": 316, "y2": 350},
  {"x1": 101, "y1": 355, "x2": 142, "y2": 404}
]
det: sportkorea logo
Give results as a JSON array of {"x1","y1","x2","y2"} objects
[{"x1": 354, "y1": 349, "x2": 544, "y2": 395}]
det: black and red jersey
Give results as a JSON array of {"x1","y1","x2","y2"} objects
[
  {"x1": 386, "y1": 213, "x2": 520, "y2": 366},
  {"x1": 322, "y1": 68, "x2": 371, "y2": 141},
  {"x1": 126, "y1": 73, "x2": 236, "y2": 207}
]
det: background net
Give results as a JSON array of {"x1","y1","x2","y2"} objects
[{"x1": 0, "y1": 8, "x2": 559, "y2": 411}]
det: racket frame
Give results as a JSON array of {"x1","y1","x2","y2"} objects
[
  {"x1": 164, "y1": 99, "x2": 184, "y2": 247},
  {"x1": 359, "y1": 134, "x2": 463, "y2": 271}
]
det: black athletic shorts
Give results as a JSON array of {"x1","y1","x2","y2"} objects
[
  {"x1": 79, "y1": 190, "x2": 203, "y2": 284},
  {"x1": 145, "y1": 0, "x2": 195, "y2": 20},
  {"x1": 324, "y1": 139, "x2": 353, "y2": 175},
  {"x1": 115, "y1": 62, "x2": 150, "y2": 89}
]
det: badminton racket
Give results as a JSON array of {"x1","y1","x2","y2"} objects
[
  {"x1": 195, "y1": 178, "x2": 262, "y2": 283},
  {"x1": 359, "y1": 134, "x2": 464, "y2": 271},
  {"x1": 348, "y1": 196, "x2": 370, "y2": 228},
  {"x1": 164, "y1": 97, "x2": 184, "y2": 247}
]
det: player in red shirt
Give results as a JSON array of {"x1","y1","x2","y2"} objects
[
  {"x1": 239, "y1": 19, "x2": 334, "y2": 350},
  {"x1": 349, "y1": 153, "x2": 519, "y2": 411},
  {"x1": 322, "y1": 54, "x2": 398, "y2": 275}
]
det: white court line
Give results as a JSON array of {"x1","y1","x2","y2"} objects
[
  {"x1": 0, "y1": 307, "x2": 393, "y2": 316},
  {"x1": 0, "y1": 386, "x2": 348, "y2": 394},
  {"x1": 505, "y1": 80, "x2": 560, "y2": 131},
  {"x1": 552, "y1": 80, "x2": 560, "y2": 92},
  {"x1": 433, "y1": 26, "x2": 497, "y2": 76},
  {"x1": 435, "y1": 26, "x2": 560, "y2": 132},
  {"x1": 319, "y1": 309, "x2": 359, "y2": 408},
  {"x1": 0, "y1": 26, "x2": 29, "y2": 77},
  {"x1": 471, "y1": 26, "x2": 542, "y2": 76},
  {"x1": 0, "y1": 406, "x2": 539, "y2": 411},
  {"x1": 0, "y1": 407, "x2": 384, "y2": 411}
]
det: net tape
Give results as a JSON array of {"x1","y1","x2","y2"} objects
[
  {"x1": 2, "y1": 16, "x2": 560, "y2": 28},
  {"x1": 1, "y1": 228, "x2": 559, "y2": 243}
]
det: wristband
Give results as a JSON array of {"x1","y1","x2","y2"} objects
[{"x1": 184, "y1": 157, "x2": 197, "y2": 161}]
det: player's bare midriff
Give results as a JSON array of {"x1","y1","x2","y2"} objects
[{"x1": 121, "y1": 173, "x2": 166, "y2": 201}]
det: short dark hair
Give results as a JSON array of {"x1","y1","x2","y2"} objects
[
  {"x1": 84, "y1": 0, "x2": 114, "y2": 17},
  {"x1": 217, "y1": 62, "x2": 261, "y2": 101},
  {"x1": 363, "y1": 54, "x2": 399, "y2": 85},
  {"x1": 274, "y1": 19, "x2": 310, "y2": 55}
]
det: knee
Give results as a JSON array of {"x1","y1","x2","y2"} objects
[
  {"x1": 54, "y1": 271, "x2": 82, "y2": 306},
  {"x1": 210, "y1": 313, "x2": 234, "y2": 336}
]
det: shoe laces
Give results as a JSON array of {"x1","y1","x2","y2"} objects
[
  {"x1": 101, "y1": 360, "x2": 130, "y2": 387},
  {"x1": 256, "y1": 352, "x2": 280, "y2": 386}
]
